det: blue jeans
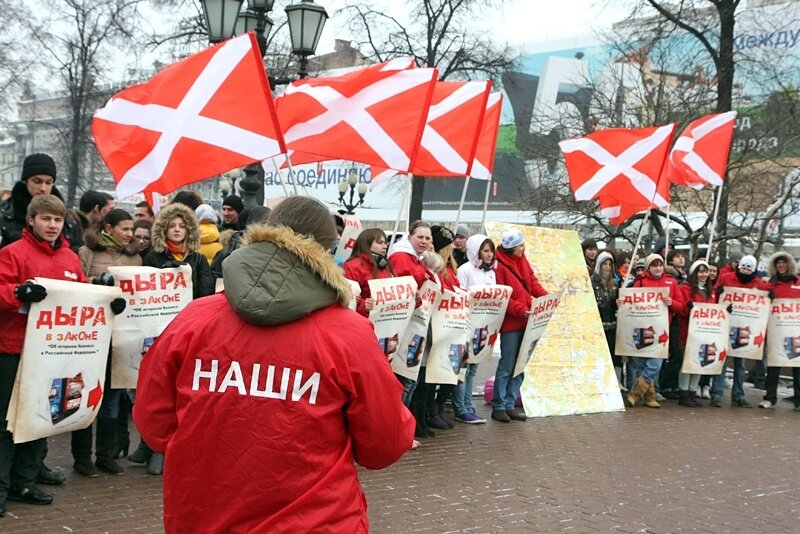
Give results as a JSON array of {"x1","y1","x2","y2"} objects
[
  {"x1": 492, "y1": 330, "x2": 524, "y2": 410},
  {"x1": 711, "y1": 357, "x2": 746, "y2": 401},
  {"x1": 98, "y1": 388, "x2": 122, "y2": 419},
  {"x1": 636, "y1": 357, "x2": 663, "y2": 385},
  {"x1": 454, "y1": 363, "x2": 478, "y2": 415},
  {"x1": 395, "y1": 374, "x2": 416, "y2": 407}
]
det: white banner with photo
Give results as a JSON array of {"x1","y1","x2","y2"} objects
[
  {"x1": 108, "y1": 265, "x2": 194, "y2": 388},
  {"x1": 767, "y1": 298, "x2": 800, "y2": 367},
  {"x1": 426, "y1": 290, "x2": 471, "y2": 386},
  {"x1": 467, "y1": 285, "x2": 511, "y2": 364},
  {"x1": 8, "y1": 278, "x2": 121, "y2": 444},
  {"x1": 392, "y1": 280, "x2": 441, "y2": 381},
  {"x1": 614, "y1": 287, "x2": 670, "y2": 359},
  {"x1": 514, "y1": 292, "x2": 562, "y2": 377},
  {"x1": 681, "y1": 303, "x2": 731, "y2": 375},
  {"x1": 719, "y1": 287, "x2": 770, "y2": 360},
  {"x1": 367, "y1": 276, "x2": 417, "y2": 362}
]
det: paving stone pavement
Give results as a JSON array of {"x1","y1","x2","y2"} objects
[{"x1": 2, "y1": 384, "x2": 800, "y2": 533}]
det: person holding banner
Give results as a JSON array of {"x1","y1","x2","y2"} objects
[
  {"x1": 388, "y1": 221, "x2": 435, "y2": 289},
  {"x1": 760, "y1": 252, "x2": 800, "y2": 410},
  {"x1": 677, "y1": 260, "x2": 717, "y2": 407},
  {"x1": 491, "y1": 228, "x2": 547, "y2": 422},
  {"x1": 711, "y1": 255, "x2": 770, "y2": 408},
  {"x1": 0, "y1": 195, "x2": 90, "y2": 512},
  {"x1": 343, "y1": 228, "x2": 395, "y2": 317},
  {"x1": 626, "y1": 254, "x2": 686, "y2": 409},
  {"x1": 143, "y1": 203, "x2": 215, "y2": 300},
  {"x1": 70, "y1": 209, "x2": 141, "y2": 477},
  {"x1": 592, "y1": 251, "x2": 623, "y2": 390},
  {"x1": 455, "y1": 234, "x2": 498, "y2": 424},
  {"x1": 134, "y1": 196, "x2": 415, "y2": 533}
]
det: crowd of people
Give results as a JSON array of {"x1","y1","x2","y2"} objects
[{"x1": 1, "y1": 152, "x2": 798, "y2": 528}]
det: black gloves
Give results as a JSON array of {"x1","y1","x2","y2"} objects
[
  {"x1": 92, "y1": 273, "x2": 115, "y2": 286},
  {"x1": 686, "y1": 301, "x2": 694, "y2": 310},
  {"x1": 727, "y1": 303, "x2": 734, "y2": 313},
  {"x1": 15, "y1": 282, "x2": 47, "y2": 303},
  {"x1": 715, "y1": 285, "x2": 724, "y2": 296},
  {"x1": 110, "y1": 298, "x2": 126, "y2": 315},
  {"x1": 768, "y1": 289, "x2": 776, "y2": 300}
]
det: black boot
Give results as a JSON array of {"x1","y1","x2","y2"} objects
[
  {"x1": 111, "y1": 396, "x2": 131, "y2": 459},
  {"x1": 71, "y1": 426, "x2": 98, "y2": 477},
  {"x1": 411, "y1": 383, "x2": 434, "y2": 438},
  {"x1": 688, "y1": 390, "x2": 703, "y2": 408},
  {"x1": 128, "y1": 440, "x2": 152, "y2": 464},
  {"x1": 95, "y1": 418, "x2": 124, "y2": 475},
  {"x1": 678, "y1": 390, "x2": 697, "y2": 407}
]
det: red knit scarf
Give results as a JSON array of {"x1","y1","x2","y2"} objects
[{"x1": 165, "y1": 240, "x2": 187, "y2": 261}]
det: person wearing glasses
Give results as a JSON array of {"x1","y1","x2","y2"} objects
[{"x1": 132, "y1": 220, "x2": 152, "y2": 259}]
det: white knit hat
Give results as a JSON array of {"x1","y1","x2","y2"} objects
[
  {"x1": 738, "y1": 255, "x2": 757, "y2": 271},
  {"x1": 501, "y1": 228, "x2": 524, "y2": 249},
  {"x1": 689, "y1": 259, "x2": 709, "y2": 276}
]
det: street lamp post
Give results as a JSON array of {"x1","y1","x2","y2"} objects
[
  {"x1": 200, "y1": 0, "x2": 329, "y2": 207},
  {"x1": 337, "y1": 169, "x2": 368, "y2": 214}
]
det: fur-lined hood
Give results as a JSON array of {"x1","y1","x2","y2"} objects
[
  {"x1": 222, "y1": 224, "x2": 352, "y2": 326},
  {"x1": 150, "y1": 203, "x2": 201, "y2": 253},
  {"x1": 768, "y1": 251, "x2": 798, "y2": 278},
  {"x1": 83, "y1": 227, "x2": 139, "y2": 256}
]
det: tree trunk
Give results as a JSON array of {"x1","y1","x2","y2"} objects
[{"x1": 67, "y1": 106, "x2": 83, "y2": 209}]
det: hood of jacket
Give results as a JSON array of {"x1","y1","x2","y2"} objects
[
  {"x1": 199, "y1": 221, "x2": 221, "y2": 245},
  {"x1": 151, "y1": 203, "x2": 201, "y2": 253},
  {"x1": 768, "y1": 251, "x2": 798, "y2": 278},
  {"x1": 387, "y1": 236, "x2": 422, "y2": 260},
  {"x1": 223, "y1": 224, "x2": 352, "y2": 326},
  {"x1": 465, "y1": 234, "x2": 496, "y2": 268},
  {"x1": 83, "y1": 227, "x2": 139, "y2": 256},
  {"x1": 594, "y1": 251, "x2": 615, "y2": 275}
]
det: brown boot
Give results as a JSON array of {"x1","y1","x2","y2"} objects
[
  {"x1": 643, "y1": 381, "x2": 661, "y2": 408},
  {"x1": 626, "y1": 376, "x2": 648, "y2": 407}
]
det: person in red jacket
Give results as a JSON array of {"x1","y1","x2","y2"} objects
[
  {"x1": 676, "y1": 260, "x2": 717, "y2": 407},
  {"x1": 343, "y1": 228, "x2": 395, "y2": 318},
  {"x1": 388, "y1": 220, "x2": 435, "y2": 289},
  {"x1": 710, "y1": 254, "x2": 770, "y2": 407},
  {"x1": 760, "y1": 252, "x2": 800, "y2": 409},
  {"x1": 626, "y1": 254, "x2": 686, "y2": 409},
  {"x1": 491, "y1": 227, "x2": 547, "y2": 423},
  {"x1": 134, "y1": 196, "x2": 414, "y2": 533},
  {"x1": 718, "y1": 251, "x2": 743, "y2": 279},
  {"x1": 0, "y1": 195, "x2": 90, "y2": 515}
]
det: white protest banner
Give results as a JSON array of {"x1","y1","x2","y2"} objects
[
  {"x1": 767, "y1": 298, "x2": 800, "y2": 367},
  {"x1": 367, "y1": 276, "x2": 417, "y2": 361},
  {"x1": 681, "y1": 303, "x2": 730, "y2": 375},
  {"x1": 345, "y1": 279, "x2": 362, "y2": 311},
  {"x1": 393, "y1": 280, "x2": 441, "y2": 381},
  {"x1": 9, "y1": 278, "x2": 121, "y2": 443},
  {"x1": 615, "y1": 287, "x2": 670, "y2": 358},
  {"x1": 467, "y1": 285, "x2": 511, "y2": 364},
  {"x1": 426, "y1": 289, "x2": 471, "y2": 385},
  {"x1": 215, "y1": 278, "x2": 224, "y2": 293},
  {"x1": 719, "y1": 287, "x2": 770, "y2": 360},
  {"x1": 108, "y1": 265, "x2": 193, "y2": 388},
  {"x1": 514, "y1": 292, "x2": 562, "y2": 377},
  {"x1": 333, "y1": 214, "x2": 362, "y2": 264}
]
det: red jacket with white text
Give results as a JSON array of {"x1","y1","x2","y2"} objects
[
  {"x1": 0, "y1": 228, "x2": 87, "y2": 354},
  {"x1": 134, "y1": 226, "x2": 414, "y2": 534}
]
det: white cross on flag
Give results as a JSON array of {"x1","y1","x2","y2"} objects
[
  {"x1": 560, "y1": 124, "x2": 675, "y2": 224},
  {"x1": 93, "y1": 33, "x2": 285, "y2": 199},
  {"x1": 276, "y1": 57, "x2": 437, "y2": 172},
  {"x1": 470, "y1": 92, "x2": 503, "y2": 180},
  {"x1": 411, "y1": 81, "x2": 491, "y2": 176},
  {"x1": 666, "y1": 111, "x2": 736, "y2": 190}
]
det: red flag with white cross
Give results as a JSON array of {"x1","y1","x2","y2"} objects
[
  {"x1": 666, "y1": 111, "x2": 736, "y2": 189},
  {"x1": 470, "y1": 92, "x2": 503, "y2": 180}
]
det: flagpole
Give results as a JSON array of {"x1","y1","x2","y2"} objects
[
  {"x1": 389, "y1": 174, "x2": 411, "y2": 254},
  {"x1": 705, "y1": 183, "x2": 725, "y2": 263},
  {"x1": 283, "y1": 155, "x2": 300, "y2": 195},
  {"x1": 623, "y1": 209, "x2": 652, "y2": 287},
  {"x1": 454, "y1": 176, "x2": 470, "y2": 228},
  {"x1": 270, "y1": 158, "x2": 290, "y2": 197},
  {"x1": 664, "y1": 203, "x2": 670, "y2": 252},
  {"x1": 481, "y1": 178, "x2": 492, "y2": 231}
]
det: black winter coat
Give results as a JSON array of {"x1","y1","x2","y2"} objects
[
  {"x1": 142, "y1": 249, "x2": 215, "y2": 299},
  {"x1": 591, "y1": 272, "x2": 618, "y2": 327},
  {"x1": 0, "y1": 181, "x2": 82, "y2": 252}
]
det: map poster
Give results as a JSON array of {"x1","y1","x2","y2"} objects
[
  {"x1": 767, "y1": 298, "x2": 800, "y2": 367},
  {"x1": 614, "y1": 288, "x2": 670, "y2": 359},
  {"x1": 719, "y1": 287, "x2": 770, "y2": 360},
  {"x1": 681, "y1": 303, "x2": 730, "y2": 375},
  {"x1": 393, "y1": 280, "x2": 441, "y2": 381},
  {"x1": 426, "y1": 289, "x2": 471, "y2": 386},
  {"x1": 514, "y1": 292, "x2": 562, "y2": 377},
  {"x1": 367, "y1": 276, "x2": 417, "y2": 362},
  {"x1": 485, "y1": 223, "x2": 624, "y2": 417},
  {"x1": 467, "y1": 285, "x2": 511, "y2": 364}
]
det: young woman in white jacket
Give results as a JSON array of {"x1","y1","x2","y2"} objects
[{"x1": 453, "y1": 234, "x2": 497, "y2": 423}]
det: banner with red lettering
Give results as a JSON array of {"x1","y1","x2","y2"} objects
[
  {"x1": 681, "y1": 303, "x2": 730, "y2": 375},
  {"x1": 719, "y1": 287, "x2": 770, "y2": 360},
  {"x1": 368, "y1": 276, "x2": 417, "y2": 362},
  {"x1": 615, "y1": 287, "x2": 670, "y2": 358},
  {"x1": 8, "y1": 278, "x2": 121, "y2": 443},
  {"x1": 426, "y1": 289, "x2": 471, "y2": 385},
  {"x1": 468, "y1": 285, "x2": 512, "y2": 364},
  {"x1": 514, "y1": 292, "x2": 562, "y2": 377},
  {"x1": 333, "y1": 214, "x2": 362, "y2": 264},
  {"x1": 108, "y1": 265, "x2": 194, "y2": 388},
  {"x1": 767, "y1": 298, "x2": 800, "y2": 367},
  {"x1": 392, "y1": 280, "x2": 441, "y2": 381}
]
